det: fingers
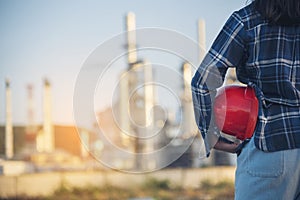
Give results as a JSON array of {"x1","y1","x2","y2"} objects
[{"x1": 213, "y1": 140, "x2": 240, "y2": 153}]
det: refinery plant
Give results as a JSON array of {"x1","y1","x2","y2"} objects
[{"x1": 0, "y1": 12, "x2": 237, "y2": 175}]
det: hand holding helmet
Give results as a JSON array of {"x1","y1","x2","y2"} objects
[{"x1": 213, "y1": 85, "x2": 259, "y2": 141}]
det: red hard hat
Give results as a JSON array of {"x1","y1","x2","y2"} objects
[{"x1": 213, "y1": 85, "x2": 259, "y2": 140}]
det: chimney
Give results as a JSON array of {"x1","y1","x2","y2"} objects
[
  {"x1": 119, "y1": 71, "x2": 132, "y2": 147},
  {"x1": 183, "y1": 62, "x2": 193, "y2": 97},
  {"x1": 198, "y1": 19, "x2": 206, "y2": 63},
  {"x1": 143, "y1": 60, "x2": 155, "y2": 152},
  {"x1": 126, "y1": 12, "x2": 137, "y2": 65},
  {"x1": 26, "y1": 84, "x2": 35, "y2": 134},
  {"x1": 5, "y1": 78, "x2": 13, "y2": 159},
  {"x1": 181, "y1": 63, "x2": 198, "y2": 137},
  {"x1": 42, "y1": 78, "x2": 54, "y2": 153}
]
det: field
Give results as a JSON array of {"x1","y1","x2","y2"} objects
[{"x1": 10, "y1": 178, "x2": 234, "y2": 200}]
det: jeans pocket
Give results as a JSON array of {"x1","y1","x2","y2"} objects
[{"x1": 246, "y1": 148, "x2": 284, "y2": 178}]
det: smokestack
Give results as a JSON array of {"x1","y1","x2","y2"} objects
[
  {"x1": 126, "y1": 12, "x2": 137, "y2": 65},
  {"x1": 26, "y1": 84, "x2": 35, "y2": 134},
  {"x1": 181, "y1": 63, "x2": 198, "y2": 137},
  {"x1": 119, "y1": 71, "x2": 132, "y2": 147},
  {"x1": 143, "y1": 61, "x2": 155, "y2": 151},
  {"x1": 143, "y1": 61, "x2": 156, "y2": 170},
  {"x1": 5, "y1": 78, "x2": 13, "y2": 159},
  {"x1": 144, "y1": 61, "x2": 154, "y2": 128},
  {"x1": 183, "y1": 62, "x2": 193, "y2": 96},
  {"x1": 42, "y1": 78, "x2": 54, "y2": 153},
  {"x1": 198, "y1": 19, "x2": 206, "y2": 63}
]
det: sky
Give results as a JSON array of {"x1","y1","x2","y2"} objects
[{"x1": 0, "y1": 0, "x2": 248, "y2": 128}]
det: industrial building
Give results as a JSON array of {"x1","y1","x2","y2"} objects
[
  {"x1": 0, "y1": 79, "x2": 94, "y2": 174},
  {"x1": 0, "y1": 12, "x2": 236, "y2": 174}
]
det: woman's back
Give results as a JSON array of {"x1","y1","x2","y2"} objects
[{"x1": 235, "y1": 3, "x2": 300, "y2": 106}]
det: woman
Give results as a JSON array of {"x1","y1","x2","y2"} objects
[{"x1": 191, "y1": 0, "x2": 300, "y2": 199}]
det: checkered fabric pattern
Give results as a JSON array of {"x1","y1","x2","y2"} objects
[{"x1": 191, "y1": 2, "x2": 300, "y2": 156}]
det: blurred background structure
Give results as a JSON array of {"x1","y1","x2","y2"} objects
[
  {"x1": 0, "y1": 11, "x2": 240, "y2": 174},
  {"x1": 0, "y1": 1, "x2": 249, "y2": 198}
]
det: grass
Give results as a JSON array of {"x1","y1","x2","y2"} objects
[
  {"x1": 7, "y1": 178, "x2": 234, "y2": 200},
  {"x1": 199, "y1": 179, "x2": 235, "y2": 200}
]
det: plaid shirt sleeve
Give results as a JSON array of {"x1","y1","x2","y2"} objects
[{"x1": 191, "y1": 12, "x2": 247, "y2": 156}]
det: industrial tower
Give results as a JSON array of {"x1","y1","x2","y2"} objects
[
  {"x1": 5, "y1": 79, "x2": 13, "y2": 159},
  {"x1": 118, "y1": 12, "x2": 156, "y2": 170},
  {"x1": 36, "y1": 79, "x2": 54, "y2": 153}
]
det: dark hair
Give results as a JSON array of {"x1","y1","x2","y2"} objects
[{"x1": 253, "y1": 0, "x2": 300, "y2": 25}]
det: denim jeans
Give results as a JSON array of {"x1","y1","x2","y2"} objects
[{"x1": 235, "y1": 137, "x2": 300, "y2": 200}]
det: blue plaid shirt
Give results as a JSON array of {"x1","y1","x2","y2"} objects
[{"x1": 191, "y1": 3, "x2": 300, "y2": 156}]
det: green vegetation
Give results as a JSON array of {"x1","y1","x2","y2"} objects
[
  {"x1": 142, "y1": 178, "x2": 171, "y2": 190},
  {"x1": 199, "y1": 179, "x2": 235, "y2": 200},
  {"x1": 11, "y1": 178, "x2": 234, "y2": 200}
]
